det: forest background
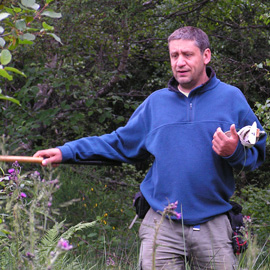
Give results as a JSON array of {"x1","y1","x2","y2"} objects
[{"x1": 0, "y1": 0, "x2": 270, "y2": 269}]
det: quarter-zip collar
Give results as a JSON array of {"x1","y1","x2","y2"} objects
[{"x1": 168, "y1": 66, "x2": 216, "y2": 95}]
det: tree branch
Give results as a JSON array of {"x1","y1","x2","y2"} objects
[
  {"x1": 165, "y1": 0, "x2": 211, "y2": 19},
  {"x1": 96, "y1": 38, "x2": 130, "y2": 97}
]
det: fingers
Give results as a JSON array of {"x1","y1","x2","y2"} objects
[
  {"x1": 230, "y1": 124, "x2": 238, "y2": 139},
  {"x1": 33, "y1": 148, "x2": 62, "y2": 166},
  {"x1": 212, "y1": 127, "x2": 226, "y2": 154},
  {"x1": 212, "y1": 125, "x2": 239, "y2": 157},
  {"x1": 213, "y1": 127, "x2": 225, "y2": 140}
]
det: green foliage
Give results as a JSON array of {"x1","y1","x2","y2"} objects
[
  {"x1": 0, "y1": 1, "x2": 270, "y2": 267},
  {"x1": 0, "y1": 159, "x2": 96, "y2": 269},
  {"x1": 233, "y1": 184, "x2": 270, "y2": 244},
  {"x1": 0, "y1": 0, "x2": 62, "y2": 49},
  {"x1": 0, "y1": 0, "x2": 62, "y2": 104},
  {"x1": 52, "y1": 163, "x2": 145, "y2": 264},
  {"x1": 237, "y1": 233, "x2": 270, "y2": 270},
  {"x1": 0, "y1": 149, "x2": 269, "y2": 269},
  {"x1": 0, "y1": 0, "x2": 269, "y2": 150},
  {"x1": 255, "y1": 98, "x2": 270, "y2": 145},
  {"x1": 200, "y1": 0, "x2": 270, "y2": 104}
]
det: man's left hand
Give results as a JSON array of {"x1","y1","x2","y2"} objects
[{"x1": 212, "y1": 124, "x2": 239, "y2": 157}]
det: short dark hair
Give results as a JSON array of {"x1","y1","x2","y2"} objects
[{"x1": 168, "y1": 26, "x2": 210, "y2": 53}]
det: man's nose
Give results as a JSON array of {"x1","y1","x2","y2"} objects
[{"x1": 176, "y1": 55, "x2": 186, "y2": 66}]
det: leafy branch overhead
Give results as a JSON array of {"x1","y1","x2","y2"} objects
[{"x1": 0, "y1": 0, "x2": 62, "y2": 103}]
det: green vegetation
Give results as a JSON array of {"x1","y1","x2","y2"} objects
[
  {"x1": 0, "y1": 161, "x2": 269, "y2": 269},
  {"x1": 0, "y1": 0, "x2": 269, "y2": 268},
  {"x1": 0, "y1": 0, "x2": 62, "y2": 104}
]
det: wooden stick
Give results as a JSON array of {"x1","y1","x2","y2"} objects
[
  {"x1": 0, "y1": 155, "x2": 122, "y2": 166},
  {"x1": 0, "y1": 156, "x2": 43, "y2": 164}
]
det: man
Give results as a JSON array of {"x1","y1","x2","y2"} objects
[{"x1": 34, "y1": 26, "x2": 266, "y2": 269}]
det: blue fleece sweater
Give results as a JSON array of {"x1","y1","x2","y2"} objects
[{"x1": 58, "y1": 68, "x2": 266, "y2": 225}]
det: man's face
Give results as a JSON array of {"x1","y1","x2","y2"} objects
[{"x1": 169, "y1": 39, "x2": 211, "y2": 93}]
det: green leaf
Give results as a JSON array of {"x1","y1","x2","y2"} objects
[
  {"x1": 46, "y1": 0, "x2": 55, "y2": 3},
  {"x1": 0, "y1": 12, "x2": 11, "y2": 21},
  {"x1": 21, "y1": 0, "x2": 40, "y2": 10},
  {"x1": 21, "y1": 0, "x2": 35, "y2": 6},
  {"x1": 46, "y1": 33, "x2": 63, "y2": 44},
  {"x1": 26, "y1": 27, "x2": 39, "y2": 32},
  {"x1": 0, "y1": 94, "x2": 20, "y2": 105},
  {"x1": 0, "y1": 231, "x2": 8, "y2": 237},
  {"x1": 0, "y1": 49, "x2": 12, "y2": 65},
  {"x1": 20, "y1": 33, "x2": 36, "y2": 41},
  {"x1": 0, "y1": 69, "x2": 13, "y2": 80},
  {"x1": 0, "y1": 38, "x2": 5, "y2": 47},
  {"x1": 18, "y1": 39, "x2": 34, "y2": 45},
  {"x1": 13, "y1": 7, "x2": 22, "y2": 13},
  {"x1": 25, "y1": 16, "x2": 34, "y2": 24},
  {"x1": 42, "y1": 21, "x2": 54, "y2": 31},
  {"x1": 41, "y1": 10, "x2": 62, "y2": 18},
  {"x1": 15, "y1": 19, "x2": 27, "y2": 31},
  {"x1": 5, "y1": 67, "x2": 27, "y2": 77},
  {"x1": 3, "y1": 8, "x2": 14, "y2": 16},
  {"x1": 8, "y1": 39, "x2": 19, "y2": 50},
  {"x1": 115, "y1": 116, "x2": 125, "y2": 124}
]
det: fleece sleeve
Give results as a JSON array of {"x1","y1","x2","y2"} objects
[{"x1": 57, "y1": 100, "x2": 150, "y2": 163}]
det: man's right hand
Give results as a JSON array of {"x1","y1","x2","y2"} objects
[{"x1": 33, "y1": 148, "x2": 62, "y2": 166}]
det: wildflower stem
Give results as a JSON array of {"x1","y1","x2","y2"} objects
[
  {"x1": 152, "y1": 214, "x2": 165, "y2": 270},
  {"x1": 180, "y1": 204, "x2": 187, "y2": 267},
  {"x1": 29, "y1": 201, "x2": 35, "y2": 254},
  {"x1": 151, "y1": 201, "x2": 181, "y2": 270}
]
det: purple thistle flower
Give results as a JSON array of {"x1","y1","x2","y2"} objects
[
  {"x1": 7, "y1": 166, "x2": 20, "y2": 182},
  {"x1": 13, "y1": 161, "x2": 19, "y2": 167},
  {"x1": 164, "y1": 201, "x2": 181, "y2": 219},
  {"x1": 20, "y1": 192, "x2": 27, "y2": 198},
  {"x1": 57, "y1": 238, "x2": 73, "y2": 250},
  {"x1": 8, "y1": 168, "x2": 15, "y2": 174},
  {"x1": 164, "y1": 201, "x2": 178, "y2": 211},
  {"x1": 26, "y1": 252, "x2": 35, "y2": 259},
  {"x1": 170, "y1": 201, "x2": 178, "y2": 210},
  {"x1": 49, "y1": 179, "x2": 59, "y2": 185}
]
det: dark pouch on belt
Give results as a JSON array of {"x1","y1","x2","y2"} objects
[{"x1": 133, "y1": 191, "x2": 150, "y2": 219}]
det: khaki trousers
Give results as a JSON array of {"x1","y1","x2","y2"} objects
[{"x1": 139, "y1": 208, "x2": 238, "y2": 270}]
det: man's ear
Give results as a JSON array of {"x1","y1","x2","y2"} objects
[{"x1": 203, "y1": 48, "x2": 211, "y2": 65}]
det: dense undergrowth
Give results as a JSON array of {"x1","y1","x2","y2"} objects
[{"x1": 0, "y1": 159, "x2": 269, "y2": 269}]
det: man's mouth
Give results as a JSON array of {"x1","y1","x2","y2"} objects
[{"x1": 177, "y1": 70, "x2": 189, "y2": 75}]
